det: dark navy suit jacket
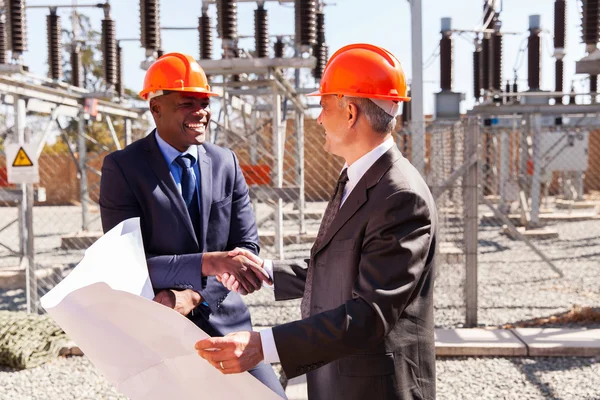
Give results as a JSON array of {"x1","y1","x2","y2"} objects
[{"x1": 99, "y1": 130, "x2": 258, "y2": 335}]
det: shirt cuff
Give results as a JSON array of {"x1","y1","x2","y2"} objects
[
  {"x1": 259, "y1": 327, "x2": 281, "y2": 364},
  {"x1": 262, "y1": 259, "x2": 275, "y2": 289}
]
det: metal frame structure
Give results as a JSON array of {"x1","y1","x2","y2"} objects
[
  {"x1": 206, "y1": 60, "x2": 314, "y2": 259},
  {"x1": 0, "y1": 73, "x2": 141, "y2": 313}
]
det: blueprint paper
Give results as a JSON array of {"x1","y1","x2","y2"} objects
[{"x1": 40, "y1": 217, "x2": 282, "y2": 400}]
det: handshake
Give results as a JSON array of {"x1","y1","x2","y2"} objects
[
  {"x1": 153, "y1": 248, "x2": 270, "y2": 316},
  {"x1": 203, "y1": 247, "x2": 271, "y2": 295}
]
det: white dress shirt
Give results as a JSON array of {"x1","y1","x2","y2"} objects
[{"x1": 259, "y1": 137, "x2": 396, "y2": 364}]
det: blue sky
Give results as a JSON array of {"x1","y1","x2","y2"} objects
[{"x1": 22, "y1": 0, "x2": 588, "y2": 114}]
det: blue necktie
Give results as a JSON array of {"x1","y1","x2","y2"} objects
[{"x1": 175, "y1": 154, "x2": 201, "y2": 239}]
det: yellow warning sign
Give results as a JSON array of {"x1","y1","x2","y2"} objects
[{"x1": 12, "y1": 147, "x2": 34, "y2": 167}]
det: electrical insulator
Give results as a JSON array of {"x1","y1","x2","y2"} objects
[
  {"x1": 198, "y1": 12, "x2": 213, "y2": 60},
  {"x1": 505, "y1": 80, "x2": 511, "y2": 93},
  {"x1": 554, "y1": 0, "x2": 566, "y2": 50},
  {"x1": 102, "y1": 18, "x2": 117, "y2": 87},
  {"x1": 312, "y1": 43, "x2": 327, "y2": 80},
  {"x1": 581, "y1": 0, "x2": 600, "y2": 45},
  {"x1": 7, "y1": 0, "x2": 27, "y2": 57},
  {"x1": 440, "y1": 30, "x2": 453, "y2": 91},
  {"x1": 473, "y1": 48, "x2": 482, "y2": 100},
  {"x1": 116, "y1": 43, "x2": 123, "y2": 98},
  {"x1": 140, "y1": 0, "x2": 160, "y2": 52},
  {"x1": 315, "y1": 10, "x2": 325, "y2": 46},
  {"x1": 528, "y1": 21, "x2": 541, "y2": 91},
  {"x1": 254, "y1": 4, "x2": 268, "y2": 58},
  {"x1": 0, "y1": 13, "x2": 7, "y2": 64},
  {"x1": 295, "y1": 0, "x2": 316, "y2": 48},
  {"x1": 555, "y1": 59, "x2": 564, "y2": 100},
  {"x1": 312, "y1": 8, "x2": 326, "y2": 79},
  {"x1": 47, "y1": 11, "x2": 62, "y2": 80},
  {"x1": 492, "y1": 32, "x2": 502, "y2": 91},
  {"x1": 481, "y1": 35, "x2": 491, "y2": 92},
  {"x1": 512, "y1": 80, "x2": 518, "y2": 94},
  {"x1": 157, "y1": 48, "x2": 164, "y2": 57},
  {"x1": 591, "y1": 75, "x2": 597, "y2": 93},
  {"x1": 70, "y1": 46, "x2": 82, "y2": 87},
  {"x1": 218, "y1": 0, "x2": 237, "y2": 40},
  {"x1": 274, "y1": 37, "x2": 284, "y2": 58}
]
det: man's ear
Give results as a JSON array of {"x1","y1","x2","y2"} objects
[
  {"x1": 149, "y1": 99, "x2": 161, "y2": 117},
  {"x1": 347, "y1": 102, "x2": 358, "y2": 128}
]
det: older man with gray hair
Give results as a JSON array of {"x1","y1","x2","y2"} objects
[{"x1": 196, "y1": 43, "x2": 438, "y2": 400}]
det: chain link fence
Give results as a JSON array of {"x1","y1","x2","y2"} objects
[{"x1": 2, "y1": 95, "x2": 600, "y2": 371}]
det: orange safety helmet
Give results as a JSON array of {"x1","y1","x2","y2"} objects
[
  {"x1": 139, "y1": 52, "x2": 219, "y2": 100},
  {"x1": 308, "y1": 43, "x2": 410, "y2": 102}
]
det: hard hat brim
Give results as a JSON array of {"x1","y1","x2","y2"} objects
[
  {"x1": 139, "y1": 87, "x2": 220, "y2": 101},
  {"x1": 307, "y1": 90, "x2": 410, "y2": 102}
]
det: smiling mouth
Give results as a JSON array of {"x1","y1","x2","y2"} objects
[{"x1": 184, "y1": 123, "x2": 206, "y2": 133}]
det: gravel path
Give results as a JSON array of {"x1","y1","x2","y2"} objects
[{"x1": 0, "y1": 356, "x2": 597, "y2": 399}]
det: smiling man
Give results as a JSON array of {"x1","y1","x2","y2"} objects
[{"x1": 99, "y1": 53, "x2": 286, "y2": 398}]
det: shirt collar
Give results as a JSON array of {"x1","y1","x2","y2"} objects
[
  {"x1": 345, "y1": 137, "x2": 395, "y2": 185},
  {"x1": 155, "y1": 130, "x2": 198, "y2": 166}
]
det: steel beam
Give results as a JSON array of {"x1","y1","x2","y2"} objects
[{"x1": 199, "y1": 57, "x2": 317, "y2": 76}]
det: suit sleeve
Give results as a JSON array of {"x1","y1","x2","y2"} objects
[
  {"x1": 272, "y1": 189, "x2": 434, "y2": 379},
  {"x1": 99, "y1": 154, "x2": 207, "y2": 295},
  {"x1": 272, "y1": 259, "x2": 309, "y2": 301},
  {"x1": 225, "y1": 150, "x2": 260, "y2": 255}
]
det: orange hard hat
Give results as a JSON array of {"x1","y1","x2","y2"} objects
[
  {"x1": 139, "y1": 52, "x2": 219, "y2": 100},
  {"x1": 308, "y1": 43, "x2": 410, "y2": 102}
]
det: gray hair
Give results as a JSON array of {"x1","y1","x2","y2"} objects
[{"x1": 338, "y1": 96, "x2": 396, "y2": 134}]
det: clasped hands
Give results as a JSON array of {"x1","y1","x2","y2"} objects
[{"x1": 153, "y1": 248, "x2": 269, "y2": 317}]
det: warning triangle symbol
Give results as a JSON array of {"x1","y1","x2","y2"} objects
[{"x1": 12, "y1": 147, "x2": 34, "y2": 167}]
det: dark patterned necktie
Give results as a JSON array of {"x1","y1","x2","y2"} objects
[
  {"x1": 175, "y1": 154, "x2": 201, "y2": 239},
  {"x1": 301, "y1": 168, "x2": 349, "y2": 319}
]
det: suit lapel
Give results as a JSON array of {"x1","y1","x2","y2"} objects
[
  {"x1": 312, "y1": 146, "x2": 403, "y2": 257},
  {"x1": 142, "y1": 130, "x2": 199, "y2": 248},
  {"x1": 198, "y1": 145, "x2": 212, "y2": 252}
]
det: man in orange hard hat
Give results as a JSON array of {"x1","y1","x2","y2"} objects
[
  {"x1": 196, "y1": 43, "x2": 438, "y2": 399},
  {"x1": 99, "y1": 53, "x2": 286, "y2": 398}
]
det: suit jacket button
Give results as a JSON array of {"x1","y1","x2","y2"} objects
[{"x1": 296, "y1": 367, "x2": 304, "y2": 374}]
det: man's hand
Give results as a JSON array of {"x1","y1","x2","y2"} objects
[
  {"x1": 215, "y1": 248, "x2": 271, "y2": 295},
  {"x1": 195, "y1": 331, "x2": 264, "y2": 374},
  {"x1": 203, "y1": 250, "x2": 271, "y2": 294},
  {"x1": 153, "y1": 289, "x2": 202, "y2": 316}
]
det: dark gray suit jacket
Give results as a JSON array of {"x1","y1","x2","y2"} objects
[
  {"x1": 99, "y1": 131, "x2": 258, "y2": 335},
  {"x1": 272, "y1": 146, "x2": 437, "y2": 400}
]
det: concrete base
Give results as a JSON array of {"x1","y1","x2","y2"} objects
[
  {"x1": 482, "y1": 212, "x2": 600, "y2": 225},
  {"x1": 0, "y1": 264, "x2": 67, "y2": 290},
  {"x1": 61, "y1": 231, "x2": 102, "y2": 250},
  {"x1": 555, "y1": 199, "x2": 600, "y2": 210},
  {"x1": 435, "y1": 329, "x2": 527, "y2": 356},
  {"x1": 501, "y1": 226, "x2": 559, "y2": 240},
  {"x1": 438, "y1": 243, "x2": 464, "y2": 264},
  {"x1": 512, "y1": 328, "x2": 600, "y2": 357}
]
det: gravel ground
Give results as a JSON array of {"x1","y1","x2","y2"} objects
[
  {"x1": 0, "y1": 205, "x2": 599, "y2": 398},
  {"x1": 0, "y1": 356, "x2": 597, "y2": 399},
  {"x1": 437, "y1": 356, "x2": 600, "y2": 400}
]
